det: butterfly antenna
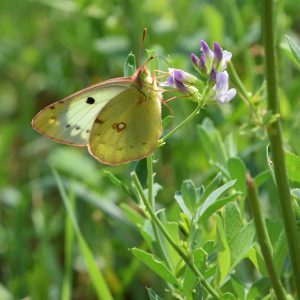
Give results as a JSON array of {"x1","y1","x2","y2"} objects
[{"x1": 138, "y1": 28, "x2": 147, "y2": 67}]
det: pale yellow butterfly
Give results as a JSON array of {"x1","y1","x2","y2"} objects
[{"x1": 32, "y1": 63, "x2": 162, "y2": 165}]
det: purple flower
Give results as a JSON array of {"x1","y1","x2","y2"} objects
[
  {"x1": 192, "y1": 40, "x2": 232, "y2": 75},
  {"x1": 160, "y1": 68, "x2": 199, "y2": 94},
  {"x1": 199, "y1": 53, "x2": 207, "y2": 72},
  {"x1": 215, "y1": 71, "x2": 236, "y2": 103},
  {"x1": 220, "y1": 50, "x2": 232, "y2": 70},
  {"x1": 209, "y1": 67, "x2": 217, "y2": 82},
  {"x1": 173, "y1": 69, "x2": 197, "y2": 83},
  {"x1": 213, "y1": 42, "x2": 223, "y2": 65},
  {"x1": 174, "y1": 78, "x2": 187, "y2": 92},
  {"x1": 191, "y1": 53, "x2": 200, "y2": 67},
  {"x1": 200, "y1": 40, "x2": 214, "y2": 70},
  {"x1": 201, "y1": 40, "x2": 214, "y2": 60}
]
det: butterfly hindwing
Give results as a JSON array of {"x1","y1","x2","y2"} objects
[
  {"x1": 32, "y1": 80, "x2": 133, "y2": 146},
  {"x1": 88, "y1": 88, "x2": 162, "y2": 165}
]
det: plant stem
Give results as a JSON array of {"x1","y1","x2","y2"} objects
[
  {"x1": 246, "y1": 173, "x2": 287, "y2": 300},
  {"x1": 146, "y1": 156, "x2": 172, "y2": 270},
  {"x1": 131, "y1": 172, "x2": 220, "y2": 299},
  {"x1": 228, "y1": 62, "x2": 251, "y2": 103},
  {"x1": 160, "y1": 103, "x2": 202, "y2": 143},
  {"x1": 147, "y1": 155, "x2": 155, "y2": 208},
  {"x1": 161, "y1": 102, "x2": 202, "y2": 143},
  {"x1": 160, "y1": 85, "x2": 210, "y2": 143},
  {"x1": 263, "y1": 0, "x2": 300, "y2": 295}
]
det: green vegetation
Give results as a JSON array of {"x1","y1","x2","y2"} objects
[{"x1": 1, "y1": 0, "x2": 300, "y2": 299}]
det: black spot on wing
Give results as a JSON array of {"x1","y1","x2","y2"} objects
[{"x1": 86, "y1": 97, "x2": 95, "y2": 104}]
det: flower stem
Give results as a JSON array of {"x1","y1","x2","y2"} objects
[
  {"x1": 246, "y1": 172, "x2": 287, "y2": 300},
  {"x1": 131, "y1": 171, "x2": 220, "y2": 299},
  {"x1": 160, "y1": 85, "x2": 210, "y2": 143},
  {"x1": 263, "y1": 0, "x2": 300, "y2": 294},
  {"x1": 161, "y1": 102, "x2": 202, "y2": 143}
]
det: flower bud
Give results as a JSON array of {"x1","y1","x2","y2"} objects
[
  {"x1": 173, "y1": 69, "x2": 198, "y2": 84},
  {"x1": 191, "y1": 53, "x2": 200, "y2": 67},
  {"x1": 213, "y1": 42, "x2": 223, "y2": 65}
]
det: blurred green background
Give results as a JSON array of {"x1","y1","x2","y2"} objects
[{"x1": 1, "y1": 0, "x2": 300, "y2": 299}]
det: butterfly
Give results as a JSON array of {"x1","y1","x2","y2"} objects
[{"x1": 32, "y1": 64, "x2": 162, "y2": 166}]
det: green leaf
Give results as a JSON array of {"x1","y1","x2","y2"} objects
[
  {"x1": 123, "y1": 52, "x2": 136, "y2": 76},
  {"x1": 175, "y1": 180, "x2": 197, "y2": 219},
  {"x1": 216, "y1": 214, "x2": 231, "y2": 284},
  {"x1": 230, "y1": 275, "x2": 246, "y2": 300},
  {"x1": 222, "y1": 292, "x2": 237, "y2": 300},
  {"x1": 230, "y1": 221, "x2": 256, "y2": 268},
  {"x1": 285, "y1": 151, "x2": 300, "y2": 183},
  {"x1": 52, "y1": 169, "x2": 113, "y2": 300},
  {"x1": 131, "y1": 248, "x2": 178, "y2": 285},
  {"x1": 254, "y1": 170, "x2": 272, "y2": 188},
  {"x1": 223, "y1": 203, "x2": 256, "y2": 269},
  {"x1": 198, "y1": 172, "x2": 223, "y2": 205},
  {"x1": 265, "y1": 219, "x2": 288, "y2": 274},
  {"x1": 227, "y1": 157, "x2": 247, "y2": 194},
  {"x1": 174, "y1": 191, "x2": 192, "y2": 219},
  {"x1": 246, "y1": 278, "x2": 270, "y2": 300},
  {"x1": 286, "y1": 35, "x2": 300, "y2": 69},
  {"x1": 195, "y1": 180, "x2": 236, "y2": 222},
  {"x1": 183, "y1": 248, "x2": 207, "y2": 294},
  {"x1": 224, "y1": 133, "x2": 237, "y2": 158},
  {"x1": 146, "y1": 49, "x2": 159, "y2": 74},
  {"x1": 163, "y1": 222, "x2": 181, "y2": 267},
  {"x1": 197, "y1": 194, "x2": 237, "y2": 224},
  {"x1": 182, "y1": 180, "x2": 197, "y2": 210},
  {"x1": 224, "y1": 203, "x2": 243, "y2": 248},
  {"x1": 146, "y1": 288, "x2": 164, "y2": 300},
  {"x1": 247, "y1": 248, "x2": 266, "y2": 275}
]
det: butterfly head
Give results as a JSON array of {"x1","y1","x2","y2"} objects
[{"x1": 132, "y1": 66, "x2": 161, "y2": 102}]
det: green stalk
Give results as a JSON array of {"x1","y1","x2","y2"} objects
[
  {"x1": 131, "y1": 172, "x2": 220, "y2": 299},
  {"x1": 263, "y1": 0, "x2": 300, "y2": 295},
  {"x1": 146, "y1": 156, "x2": 172, "y2": 270},
  {"x1": 160, "y1": 84, "x2": 210, "y2": 143},
  {"x1": 228, "y1": 62, "x2": 251, "y2": 103},
  {"x1": 246, "y1": 173, "x2": 287, "y2": 300},
  {"x1": 161, "y1": 102, "x2": 201, "y2": 143}
]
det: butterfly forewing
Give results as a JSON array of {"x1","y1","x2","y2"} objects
[{"x1": 32, "y1": 80, "x2": 133, "y2": 146}]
